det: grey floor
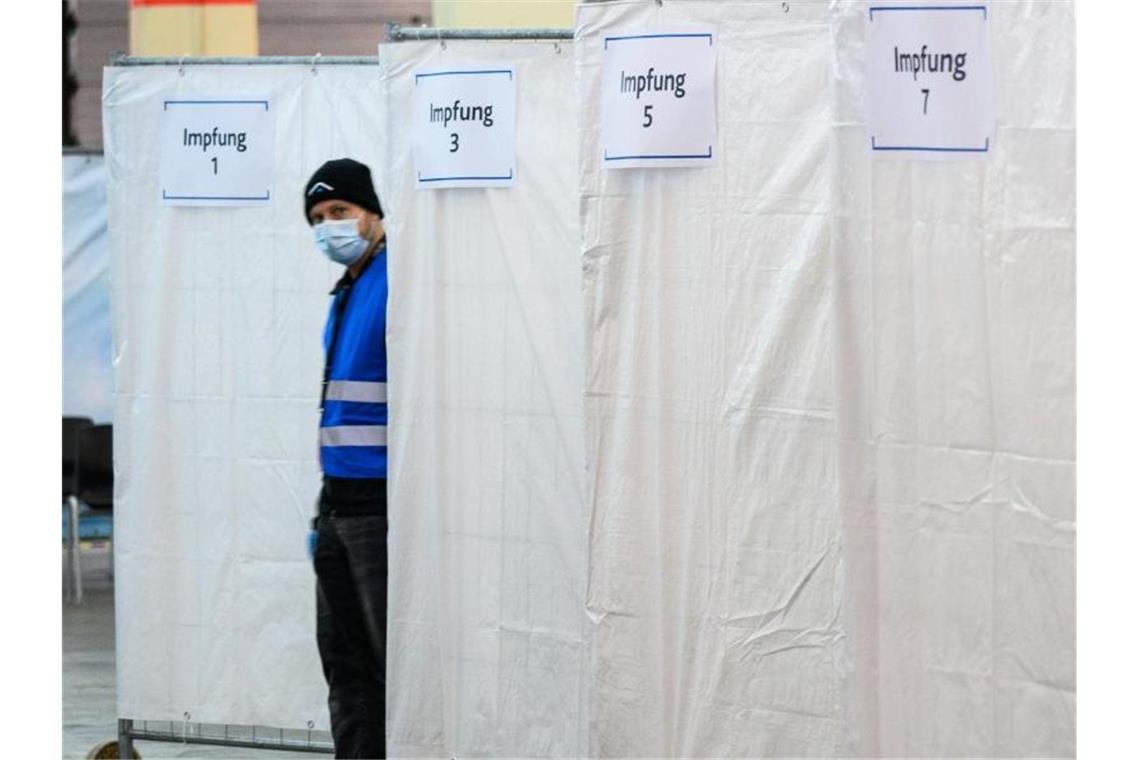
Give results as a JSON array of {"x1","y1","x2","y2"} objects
[{"x1": 62, "y1": 546, "x2": 329, "y2": 759}]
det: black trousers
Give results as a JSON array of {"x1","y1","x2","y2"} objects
[{"x1": 314, "y1": 511, "x2": 388, "y2": 759}]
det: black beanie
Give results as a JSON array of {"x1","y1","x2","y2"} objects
[{"x1": 303, "y1": 158, "x2": 384, "y2": 224}]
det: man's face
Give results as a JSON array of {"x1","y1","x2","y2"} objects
[{"x1": 308, "y1": 198, "x2": 382, "y2": 242}]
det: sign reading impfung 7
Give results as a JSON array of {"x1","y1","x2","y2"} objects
[
  {"x1": 866, "y1": 3, "x2": 994, "y2": 159},
  {"x1": 412, "y1": 65, "x2": 517, "y2": 189},
  {"x1": 159, "y1": 96, "x2": 274, "y2": 205},
  {"x1": 601, "y1": 28, "x2": 717, "y2": 169}
]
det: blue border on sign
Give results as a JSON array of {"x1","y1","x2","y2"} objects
[
  {"x1": 414, "y1": 71, "x2": 513, "y2": 182},
  {"x1": 162, "y1": 100, "x2": 270, "y2": 200},
  {"x1": 868, "y1": 5, "x2": 990, "y2": 152},
  {"x1": 603, "y1": 34, "x2": 714, "y2": 160},
  {"x1": 162, "y1": 190, "x2": 272, "y2": 201},
  {"x1": 164, "y1": 99, "x2": 269, "y2": 110},
  {"x1": 604, "y1": 32, "x2": 713, "y2": 48},
  {"x1": 417, "y1": 169, "x2": 514, "y2": 183},
  {"x1": 415, "y1": 69, "x2": 513, "y2": 83},
  {"x1": 871, "y1": 136, "x2": 989, "y2": 153},
  {"x1": 868, "y1": 5, "x2": 987, "y2": 21},
  {"x1": 604, "y1": 146, "x2": 713, "y2": 162}
]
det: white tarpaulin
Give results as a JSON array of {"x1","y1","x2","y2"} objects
[
  {"x1": 833, "y1": 1, "x2": 1075, "y2": 755},
  {"x1": 578, "y1": 2, "x2": 846, "y2": 756},
  {"x1": 64, "y1": 152, "x2": 113, "y2": 423},
  {"x1": 104, "y1": 62, "x2": 387, "y2": 730},
  {"x1": 379, "y1": 40, "x2": 587, "y2": 757},
  {"x1": 578, "y1": 0, "x2": 1073, "y2": 757}
]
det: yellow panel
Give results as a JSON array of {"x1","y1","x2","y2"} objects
[
  {"x1": 202, "y1": 5, "x2": 259, "y2": 56},
  {"x1": 130, "y1": 7, "x2": 204, "y2": 56},
  {"x1": 130, "y1": 5, "x2": 258, "y2": 57},
  {"x1": 431, "y1": 0, "x2": 575, "y2": 29}
]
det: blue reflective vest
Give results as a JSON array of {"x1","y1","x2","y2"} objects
[{"x1": 319, "y1": 246, "x2": 388, "y2": 479}]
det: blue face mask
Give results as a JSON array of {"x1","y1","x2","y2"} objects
[{"x1": 314, "y1": 218, "x2": 370, "y2": 266}]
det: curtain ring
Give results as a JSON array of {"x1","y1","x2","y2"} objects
[
  {"x1": 554, "y1": 41, "x2": 562, "y2": 55},
  {"x1": 310, "y1": 52, "x2": 322, "y2": 74},
  {"x1": 782, "y1": 2, "x2": 790, "y2": 12},
  {"x1": 177, "y1": 55, "x2": 186, "y2": 76}
]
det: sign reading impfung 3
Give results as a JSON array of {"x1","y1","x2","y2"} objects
[
  {"x1": 159, "y1": 96, "x2": 274, "y2": 205},
  {"x1": 601, "y1": 29, "x2": 717, "y2": 169},
  {"x1": 412, "y1": 66, "x2": 517, "y2": 188},
  {"x1": 867, "y1": 4, "x2": 994, "y2": 158}
]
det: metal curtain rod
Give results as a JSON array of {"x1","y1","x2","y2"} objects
[
  {"x1": 109, "y1": 52, "x2": 377, "y2": 66},
  {"x1": 385, "y1": 24, "x2": 573, "y2": 41}
]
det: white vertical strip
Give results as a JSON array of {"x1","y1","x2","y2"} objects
[{"x1": 381, "y1": 39, "x2": 588, "y2": 758}]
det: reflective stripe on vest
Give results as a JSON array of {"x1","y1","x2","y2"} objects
[
  {"x1": 325, "y1": 380, "x2": 388, "y2": 404},
  {"x1": 320, "y1": 425, "x2": 388, "y2": 448}
]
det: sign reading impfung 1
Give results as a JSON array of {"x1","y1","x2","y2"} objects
[
  {"x1": 159, "y1": 96, "x2": 274, "y2": 205},
  {"x1": 412, "y1": 66, "x2": 516, "y2": 188},
  {"x1": 867, "y1": 4, "x2": 994, "y2": 158},
  {"x1": 601, "y1": 28, "x2": 717, "y2": 169}
]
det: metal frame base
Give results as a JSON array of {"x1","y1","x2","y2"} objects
[{"x1": 118, "y1": 718, "x2": 334, "y2": 755}]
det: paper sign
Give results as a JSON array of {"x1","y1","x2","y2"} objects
[
  {"x1": 601, "y1": 28, "x2": 717, "y2": 169},
  {"x1": 159, "y1": 96, "x2": 274, "y2": 205},
  {"x1": 411, "y1": 66, "x2": 517, "y2": 188},
  {"x1": 866, "y1": 3, "x2": 994, "y2": 158}
]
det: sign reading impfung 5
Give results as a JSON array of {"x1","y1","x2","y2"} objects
[
  {"x1": 601, "y1": 28, "x2": 717, "y2": 169},
  {"x1": 159, "y1": 96, "x2": 274, "y2": 205},
  {"x1": 412, "y1": 66, "x2": 517, "y2": 189},
  {"x1": 866, "y1": 4, "x2": 994, "y2": 158}
]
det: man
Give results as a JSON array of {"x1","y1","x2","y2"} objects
[{"x1": 303, "y1": 158, "x2": 389, "y2": 758}]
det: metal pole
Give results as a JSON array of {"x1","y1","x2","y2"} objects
[
  {"x1": 63, "y1": 147, "x2": 105, "y2": 157},
  {"x1": 118, "y1": 718, "x2": 135, "y2": 758},
  {"x1": 109, "y1": 52, "x2": 378, "y2": 66},
  {"x1": 68, "y1": 495, "x2": 82, "y2": 604},
  {"x1": 386, "y1": 23, "x2": 573, "y2": 41}
]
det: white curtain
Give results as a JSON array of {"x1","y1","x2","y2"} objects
[
  {"x1": 832, "y1": 1, "x2": 1076, "y2": 755},
  {"x1": 104, "y1": 62, "x2": 386, "y2": 730},
  {"x1": 379, "y1": 39, "x2": 588, "y2": 758},
  {"x1": 577, "y1": 0, "x2": 1074, "y2": 756},
  {"x1": 577, "y1": 2, "x2": 846, "y2": 756}
]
